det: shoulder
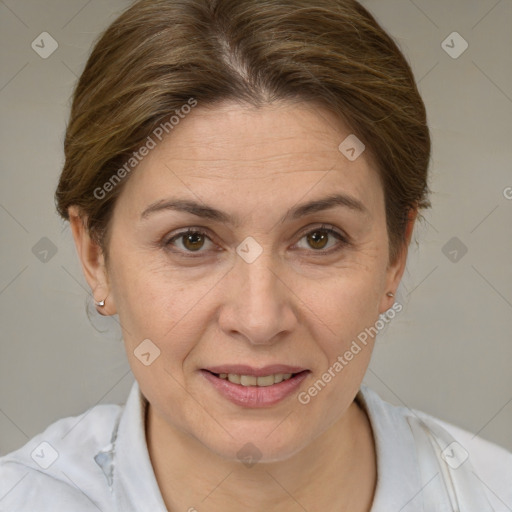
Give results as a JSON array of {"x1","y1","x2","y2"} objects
[
  {"x1": 420, "y1": 412, "x2": 512, "y2": 506},
  {"x1": 358, "y1": 385, "x2": 512, "y2": 510},
  {"x1": 0, "y1": 401, "x2": 124, "y2": 511}
]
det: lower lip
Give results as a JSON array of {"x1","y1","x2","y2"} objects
[{"x1": 201, "y1": 370, "x2": 310, "y2": 408}]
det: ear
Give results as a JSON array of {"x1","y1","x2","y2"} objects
[
  {"x1": 378, "y1": 207, "x2": 417, "y2": 314},
  {"x1": 68, "y1": 206, "x2": 116, "y2": 315}
]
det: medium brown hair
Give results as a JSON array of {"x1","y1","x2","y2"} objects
[{"x1": 55, "y1": 0, "x2": 431, "y2": 265}]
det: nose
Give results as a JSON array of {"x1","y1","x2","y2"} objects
[{"x1": 217, "y1": 249, "x2": 297, "y2": 346}]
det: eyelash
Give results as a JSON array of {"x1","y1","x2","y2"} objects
[{"x1": 163, "y1": 224, "x2": 350, "y2": 257}]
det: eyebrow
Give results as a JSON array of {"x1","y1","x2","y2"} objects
[{"x1": 140, "y1": 193, "x2": 368, "y2": 225}]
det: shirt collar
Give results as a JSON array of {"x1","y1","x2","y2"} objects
[
  {"x1": 110, "y1": 380, "x2": 168, "y2": 512},
  {"x1": 355, "y1": 384, "x2": 424, "y2": 512}
]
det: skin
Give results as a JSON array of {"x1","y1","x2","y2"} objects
[{"x1": 69, "y1": 100, "x2": 416, "y2": 511}]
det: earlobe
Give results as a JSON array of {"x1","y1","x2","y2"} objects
[{"x1": 68, "y1": 206, "x2": 116, "y2": 315}]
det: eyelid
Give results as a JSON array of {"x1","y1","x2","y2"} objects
[{"x1": 295, "y1": 223, "x2": 348, "y2": 243}]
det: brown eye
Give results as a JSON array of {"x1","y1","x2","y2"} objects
[
  {"x1": 182, "y1": 232, "x2": 205, "y2": 251},
  {"x1": 165, "y1": 229, "x2": 214, "y2": 254},
  {"x1": 295, "y1": 225, "x2": 348, "y2": 253},
  {"x1": 306, "y1": 230, "x2": 330, "y2": 250}
]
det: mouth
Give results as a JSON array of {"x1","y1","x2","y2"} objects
[{"x1": 200, "y1": 367, "x2": 310, "y2": 407}]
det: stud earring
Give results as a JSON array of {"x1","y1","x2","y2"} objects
[
  {"x1": 386, "y1": 292, "x2": 394, "y2": 298},
  {"x1": 94, "y1": 298, "x2": 106, "y2": 307}
]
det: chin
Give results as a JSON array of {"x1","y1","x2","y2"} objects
[{"x1": 201, "y1": 423, "x2": 312, "y2": 465}]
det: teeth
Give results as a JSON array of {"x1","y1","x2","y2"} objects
[
  {"x1": 255, "y1": 375, "x2": 275, "y2": 387},
  {"x1": 227, "y1": 374, "x2": 241, "y2": 384},
  {"x1": 221, "y1": 373, "x2": 296, "y2": 386},
  {"x1": 240, "y1": 375, "x2": 257, "y2": 386}
]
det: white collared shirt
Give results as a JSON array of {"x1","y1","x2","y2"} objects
[{"x1": 1, "y1": 381, "x2": 511, "y2": 511}]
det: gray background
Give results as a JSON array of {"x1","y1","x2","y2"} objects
[{"x1": 0, "y1": 0, "x2": 511, "y2": 457}]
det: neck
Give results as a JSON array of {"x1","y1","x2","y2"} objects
[{"x1": 145, "y1": 398, "x2": 377, "y2": 512}]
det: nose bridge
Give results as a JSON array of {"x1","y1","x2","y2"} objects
[
  {"x1": 243, "y1": 249, "x2": 279, "y2": 301},
  {"x1": 220, "y1": 242, "x2": 295, "y2": 344}
]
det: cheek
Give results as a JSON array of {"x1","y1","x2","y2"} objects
[
  {"x1": 308, "y1": 282, "x2": 381, "y2": 376},
  {"x1": 296, "y1": 253, "x2": 387, "y2": 393},
  {"x1": 293, "y1": 272, "x2": 382, "y2": 423},
  {"x1": 300, "y1": 256, "x2": 386, "y2": 334},
  {"x1": 108, "y1": 245, "x2": 220, "y2": 361}
]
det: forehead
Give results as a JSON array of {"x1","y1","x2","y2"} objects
[{"x1": 116, "y1": 100, "x2": 382, "y2": 217}]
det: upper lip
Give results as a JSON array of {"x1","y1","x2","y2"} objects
[{"x1": 203, "y1": 365, "x2": 308, "y2": 376}]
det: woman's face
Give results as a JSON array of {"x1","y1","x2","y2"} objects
[{"x1": 89, "y1": 100, "x2": 408, "y2": 462}]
